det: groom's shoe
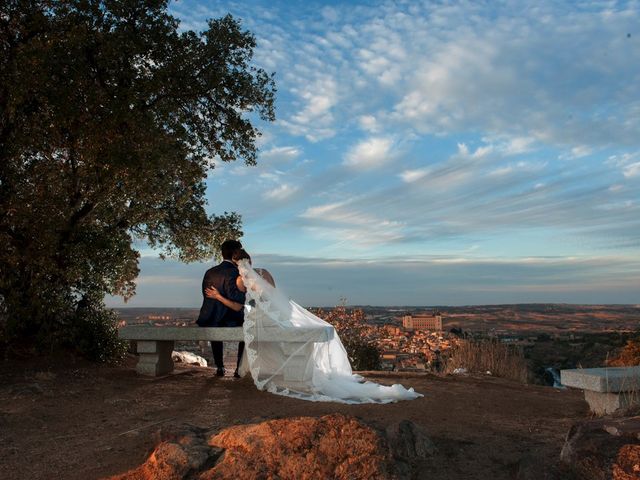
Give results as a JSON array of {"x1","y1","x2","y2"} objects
[
  {"x1": 233, "y1": 369, "x2": 241, "y2": 379},
  {"x1": 215, "y1": 367, "x2": 225, "y2": 377}
]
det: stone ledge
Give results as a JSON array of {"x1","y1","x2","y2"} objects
[
  {"x1": 560, "y1": 366, "x2": 640, "y2": 393},
  {"x1": 118, "y1": 325, "x2": 334, "y2": 343},
  {"x1": 119, "y1": 326, "x2": 244, "y2": 342}
]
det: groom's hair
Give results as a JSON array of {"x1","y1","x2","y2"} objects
[{"x1": 220, "y1": 239, "x2": 243, "y2": 260}]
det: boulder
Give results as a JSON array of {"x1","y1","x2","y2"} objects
[
  {"x1": 612, "y1": 444, "x2": 640, "y2": 480},
  {"x1": 205, "y1": 414, "x2": 394, "y2": 479},
  {"x1": 106, "y1": 424, "x2": 221, "y2": 480},
  {"x1": 560, "y1": 416, "x2": 640, "y2": 480},
  {"x1": 105, "y1": 415, "x2": 435, "y2": 480}
]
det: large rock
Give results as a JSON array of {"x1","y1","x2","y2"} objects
[
  {"x1": 560, "y1": 416, "x2": 640, "y2": 480},
  {"x1": 205, "y1": 414, "x2": 394, "y2": 479},
  {"x1": 106, "y1": 415, "x2": 434, "y2": 480},
  {"x1": 105, "y1": 424, "x2": 221, "y2": 480}
]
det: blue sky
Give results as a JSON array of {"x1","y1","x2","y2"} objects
[{"x1": 107, "y1": 0, "x2": 640, "y2": 307}]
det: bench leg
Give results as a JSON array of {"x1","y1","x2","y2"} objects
[
  {"x1": 135, "y1": 340, "x2": 175, "y2": 376},
  {"x1": 584, "y1": 389, "x2": 640, "y2": 415}
]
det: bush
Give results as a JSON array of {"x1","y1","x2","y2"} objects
[
  {"x1": 607, "y1": 338, "x2": 640, "y2": 367},
  {"x1": 70, "y1": 304, "x2": 128, "y2": 363},
  {"x1": 341, "y1": 338, "x2": 382, "y2": 371},
  {"x1": 313, "y1": 305, "x2": 382, "y2": 371},
  {"x1": 444, "y1": 338, "x2": 529, "y2": 383}
]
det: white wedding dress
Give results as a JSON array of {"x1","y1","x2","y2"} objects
[{"x1": 237, "y1": 260, "x2": 422, "y2": 404}]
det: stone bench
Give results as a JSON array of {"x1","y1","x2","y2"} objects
[
  {"x1": 118, "y1": 325, "x2": 334, "y2": 379},
  {"x1": 560, "y1": 366, "x2": 640, "y2": 415}
]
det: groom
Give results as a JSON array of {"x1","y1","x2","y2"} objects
[{"x1": 196, "y1": 239, "x2": 246, "y2": 377}]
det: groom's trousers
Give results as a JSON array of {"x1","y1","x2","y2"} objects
[{"x1": 211, "y1": 341, "x2": 244, "y2": 370}]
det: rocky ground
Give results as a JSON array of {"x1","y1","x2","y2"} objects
[{"x1": 0, "y1": 352, "x2": 614, "y2": 479}]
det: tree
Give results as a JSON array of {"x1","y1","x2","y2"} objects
[{"x1": 0, "y1": 0, "x2": 275, "y2": 359}]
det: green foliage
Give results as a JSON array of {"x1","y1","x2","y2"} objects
[
  {"x1": 314, "y1": 305, "x2": 382, "y2": 371},
  {"x1": 0, "y1": 0, "x2": 275, "y2": 360}
]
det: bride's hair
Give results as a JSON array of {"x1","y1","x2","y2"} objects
[{"x1": 232, "y1": 248, "x2": 251, "y2": 264}]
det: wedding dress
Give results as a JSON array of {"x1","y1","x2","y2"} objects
[{"x1": 237, "y1": 260, "x2": 422, "y2": 404}]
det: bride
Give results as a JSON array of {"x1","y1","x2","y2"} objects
[{"x1": 206, "y1": 249, "x2": 422, "y2": 404}]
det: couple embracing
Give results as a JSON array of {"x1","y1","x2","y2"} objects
[
  {"x1": 196, "y1": 239, "x2": 267, "y2": 378},
  {"x1": 196, "y1": 239, "x2": 422, "y2": 404}
]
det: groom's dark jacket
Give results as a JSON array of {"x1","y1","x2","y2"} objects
[{"x1": 196, "y1": 260, "x2": 246, "y2": 327}]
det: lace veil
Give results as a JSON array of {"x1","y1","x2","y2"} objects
[{"x1": 237, "y1": 259, "x2": 422, "y2": 404}]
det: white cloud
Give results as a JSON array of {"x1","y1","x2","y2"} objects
[
  {"x1": 343, "y1": 137, "x2": 395, "y2": 169},
  {"x1": 623, "y1": 162, "x2": 640, "y2": 178},
  {"x1": 488, "y1": 161, "x2": 547, "y2": 177},
  {"x1": 260, "y1": 146, "x2": 301, "y2": 164},
  {"x1": 358, "y1": 115, "x2": 380, "y2": 133},
  {"x1": 300, "y1": 199, "x2": 406, "y2": 246},
  {"x1": 300, "y1": 201, "x2": 346, "y2": 220},
  {"x1": 607, "y1": 152, "x2": 640, "y2": 178},
  {"x1": 281, "y1": 75, "x2": 338, "y2": 141},
  {"x1": 301, "y1": 200, "x2": 381, "y2": 226},
  {"x1": 263, "y1": 183, "x2": 300, "y2": 201},
  {"x1": 400, "y1": 168, "x2": 430, "y2": 183}
]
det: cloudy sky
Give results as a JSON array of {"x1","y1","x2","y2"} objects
[{"x1": 108, "y1": 0, "x2": 640, "y2": 308}]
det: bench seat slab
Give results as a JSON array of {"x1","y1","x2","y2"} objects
[{"x1": 560, "y1": 366, "x2": 640, "y2": 393}]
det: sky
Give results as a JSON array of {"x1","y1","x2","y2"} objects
[{"x1": 107, "y1": 0, "x2": 640, "y2": 308}]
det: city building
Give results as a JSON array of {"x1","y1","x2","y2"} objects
[{"x1": 402, "y1": 312, "x2": 442, "y2": 332}]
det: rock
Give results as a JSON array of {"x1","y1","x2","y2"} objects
[
  {"x1": 106, "y1": 415, "x2": 435, "y2": 480},
  {"x1": 171, "y1": 351, "x2": 207, "y2": 367},
  {"x1": 107, "y1": 415, "x2": 405, "y2": 480},
  {"x1": 205, "y1": 414, "x2": 394, "y2": 480},
  {"x1": 612, "y1": 444, "x2": 640, "y2": 480},
  {"x1": 560, "y1": 415, "x2": 640, "y2": 479},
  {"x1": 105, "y1": 424, "x2": 222, "y2": 480},
  {"x1": 386, "y1": 420, "x2": 436, "y2": 460}
]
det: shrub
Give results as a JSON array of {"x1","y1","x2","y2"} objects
[
  {"x1": 443, "y1": 338, "x2": 529, "y2": 383},
  {"x1": 70, "y1": 303, "x2": 128, "y2": 363},
  {"x1": 607, "y1": 338, "x2": 640, "y2": 367},
  {"x1": 341, "y1": 338, "x2": 382, "y2": 371},
  {"x1": 313, "y1": 305, "x2": 382, "y2": 371}
]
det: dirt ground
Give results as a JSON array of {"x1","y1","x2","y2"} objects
[{"x1": 0, "y1": 353, "x2": 588, "y2": 480}]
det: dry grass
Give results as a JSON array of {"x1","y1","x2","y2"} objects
[{"x1": 443, "y1": 339, "x2": 529, "y2": 383}]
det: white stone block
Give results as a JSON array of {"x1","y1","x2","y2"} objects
[{"x1": 560, "y1": 366, "x2": 640, "y2": 393}]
